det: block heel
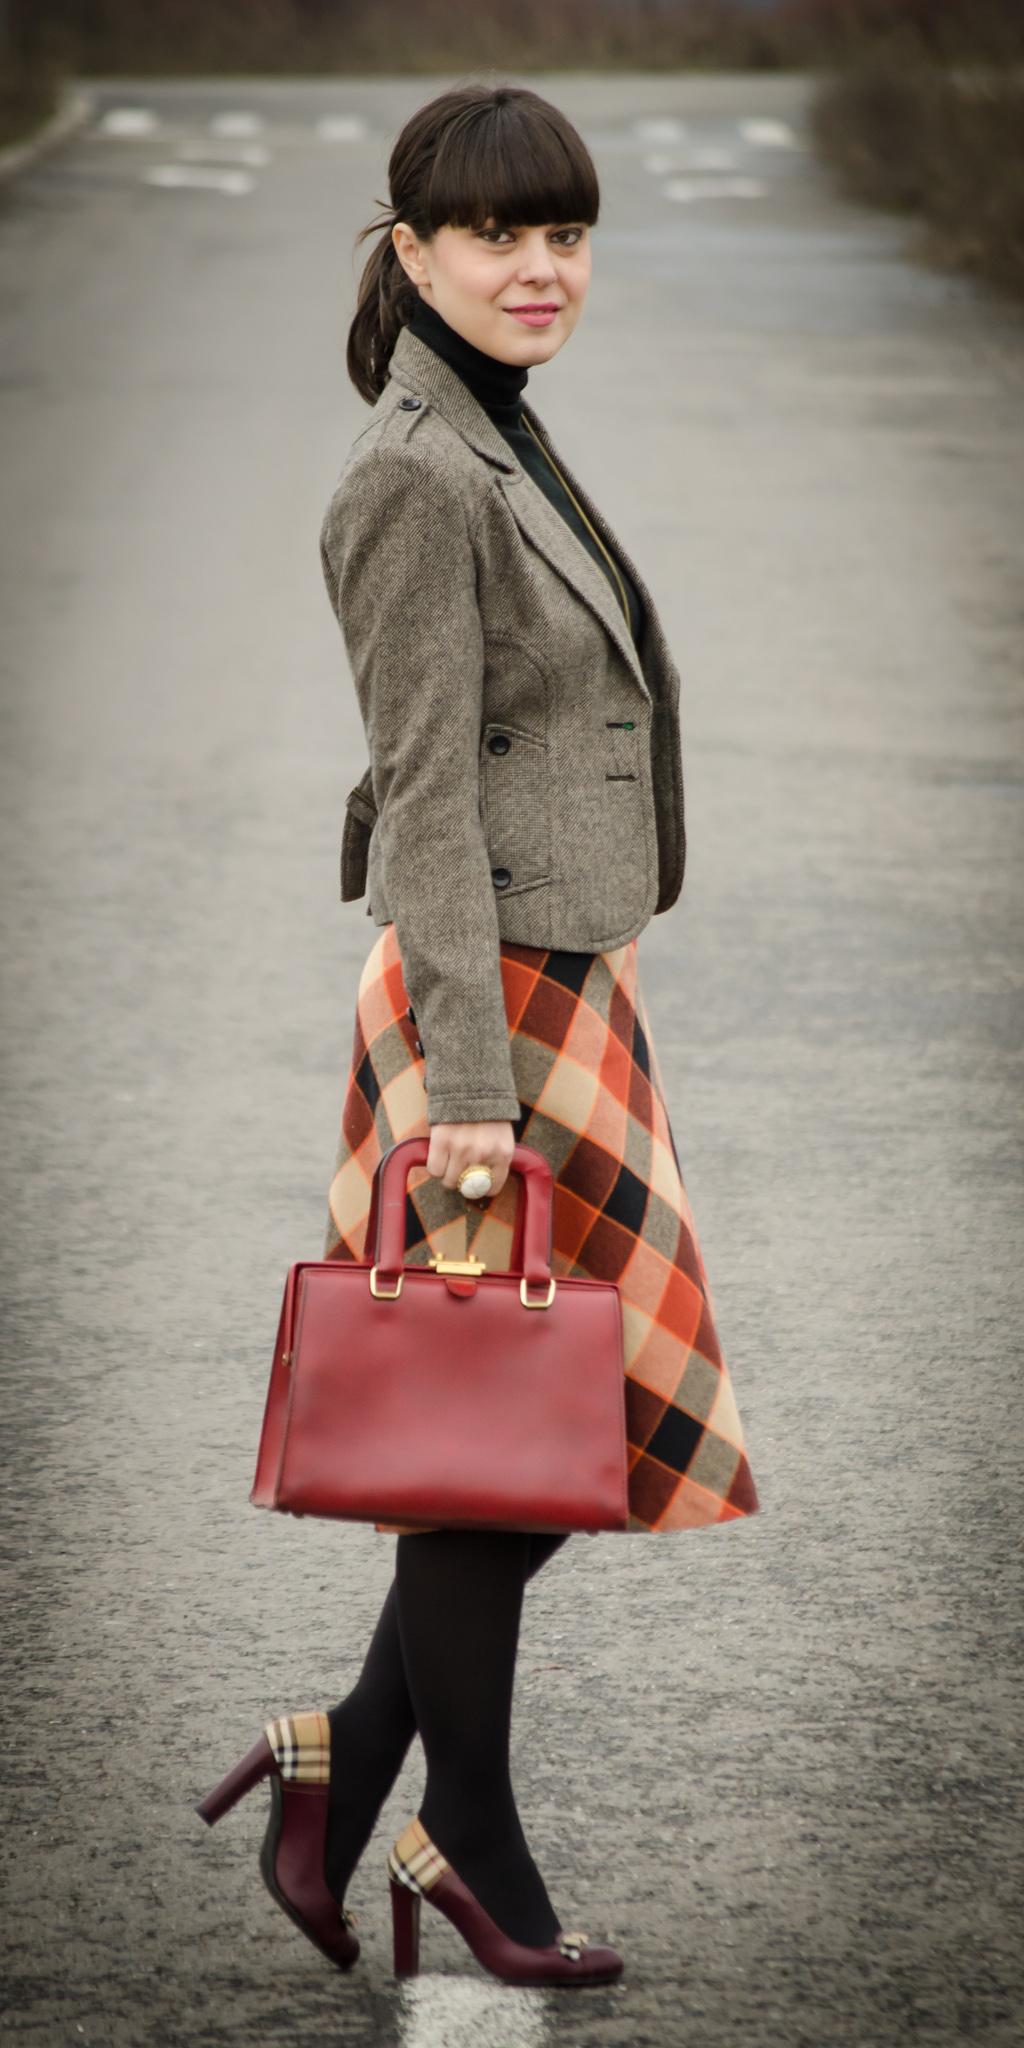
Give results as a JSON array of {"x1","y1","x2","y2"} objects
[
  {"x1": 196, "y1": 1734, "x2": 274, "y2": 1824},
  {"x1": 197, "y1": 1711, "x2": 359, "y2": 1972},
  {"x1": 391, "y1": 1878, "x2": 421, "y2": 1975}
]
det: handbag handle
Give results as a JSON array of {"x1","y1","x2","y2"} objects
[{"x1": 369, "y1": 1138, "x2": 555, "y2": 1300}]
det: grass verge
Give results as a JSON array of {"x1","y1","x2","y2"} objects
[
  {"x1": 813, "y1": 62, "x2": 1024, "y2": 302},
  {"x1": 14, "y1": 0, "x2": 1024, "y2": 79},
  {"x1": 0, "y1": 71, "x2": 60, "y2": 155}
]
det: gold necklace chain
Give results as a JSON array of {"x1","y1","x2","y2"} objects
[{"x1": 520, "y1": 414, "x2": 632, "y2": 630}]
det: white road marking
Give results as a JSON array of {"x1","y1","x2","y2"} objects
[
  {"x1": 644, "y1": 146, "x2": 740, "y2": 175},
  {"x1": 209, "y1": 112, "x2": 265, "y2": 139},
  {"x1": 399, "y1": 1976, "x2": 548, "y2": 2048},
  {"x1": 143, "y1": 165, "x2": 254, "y2": 196},
  {"x1": 739, "y1": 118, "x2": 798, "y2": 148},
  {"x1": 316, "y1": 115, "x2": 368, "y2": 142},
  {"x1": 664, "y1": 176, "x2": 766, "y2": 203},
  {"x1": 176, "y1": 141, "x2": 270, "y2": 168},
  {"x1": 98, "y1": 108, "x2": 158, "y2": 138},
  {"x1": 632, "y1": 116, "x2": 686, "y2": 146}
]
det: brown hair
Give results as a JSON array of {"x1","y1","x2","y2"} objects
[{"x1": 347, "y1": 85, "x2": 600, "y2": 405}]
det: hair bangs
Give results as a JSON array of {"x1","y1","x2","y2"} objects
[{"x1": 424, "y1": 93, "x2": 599, "y2": 234}]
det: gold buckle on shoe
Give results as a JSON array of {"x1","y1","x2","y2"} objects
[{"x1": 558, "y1": 1930, "x2": 589, "y2": 1960}]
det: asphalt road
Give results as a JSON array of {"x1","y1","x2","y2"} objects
[{"x1": 1, "y1": 72, "x2": 1022, "y2": 2048}]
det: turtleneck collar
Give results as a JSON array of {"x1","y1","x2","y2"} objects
[{"x1": 409, "y1": 300, "x2": 528, "y2": 429}]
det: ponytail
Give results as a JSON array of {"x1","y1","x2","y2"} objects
[
  {"x1": 345, "y1": 85, "x2": 600, "y2": 406},
  {"x1": 346, "y1": 213, "x2": 419, "y2": 405}
]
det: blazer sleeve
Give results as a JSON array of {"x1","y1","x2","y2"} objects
[{"x1": 323, "y1": 444, "x2": 520, "y2": 1128}]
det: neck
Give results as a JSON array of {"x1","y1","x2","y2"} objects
[{"x1": 409, "y1": 300, "x2": 528, "y2": 426}]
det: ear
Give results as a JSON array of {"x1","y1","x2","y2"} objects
[{"x1": 392, "y1": 222, "x2": 430, "y2": 289}]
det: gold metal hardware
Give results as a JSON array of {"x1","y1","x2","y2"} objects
[
  {"x1": 558, "y1": 1930, "x2": 589, "y2": 1959},
  {"x1": 520, "y1": 1277, "x2": 556, "y2": 1309},
  {"x1": 429, "y1": 1254, "x2": 488, "y2": 1279},
  {"x1": 369, "y1": 1266, "x2": 404, "y2": 1300}
]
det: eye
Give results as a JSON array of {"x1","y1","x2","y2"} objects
[
  {"x1": 550, "y1": 226, "x2": 585, "y2": 247},
  {"x1": 477, "y1": 228, "x2": 516, "y2": 246}
]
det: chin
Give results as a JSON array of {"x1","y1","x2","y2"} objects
[{"x1": 502, "y1": 330, "x2": 567, "y2": 368}]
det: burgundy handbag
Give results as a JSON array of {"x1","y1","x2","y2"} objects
[{"x1": 251, "y1": 1137, "x2": 628, "y2": 1533}]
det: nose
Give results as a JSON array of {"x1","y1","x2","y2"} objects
[{"x1": 515, "y1": 230, "x2": 558, "y2": 287}]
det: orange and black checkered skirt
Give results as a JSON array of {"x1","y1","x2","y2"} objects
[{"x1": 326, "y1": 927, "x2": 757, "y2": 1534}]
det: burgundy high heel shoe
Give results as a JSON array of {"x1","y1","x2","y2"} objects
[
  {"x1": 387, "y1": 1819, "x2": 623, "y2": 1987},
  {"x1": 197, "y1": 1711, "x2": 359, "y2": 1971}
]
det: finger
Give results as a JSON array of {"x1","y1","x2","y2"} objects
[
  {"x1": 441, "y1": 1140, "x2": 468, "y2": 1191},
  {"x1": 426, "y1": 1131, "x2": 450, "y2": 1182}
]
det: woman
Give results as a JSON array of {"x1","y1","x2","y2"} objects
[{"x1": 199, "y1": 83, "x2": 757, "y2": 1989}]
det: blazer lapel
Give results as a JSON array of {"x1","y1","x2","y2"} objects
[
  {"x1": 390, "y1": 329, "x2": 519, "y2": 473},
  {"x1": 390, "y1": 331, "x2": 649, "y2": 692},
  {"x1": 502, "y1": 405, "x2": 649, "y2": 691}
]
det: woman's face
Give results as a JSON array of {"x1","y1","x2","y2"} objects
[{"x1": 392, "y1": 220, "x2": 591, "y2": 366}]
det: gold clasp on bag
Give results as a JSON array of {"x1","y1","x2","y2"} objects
[
  {"x1": 369, "y1": 1266, "x2": 404, "y2": 1300},
  {"x1": 428, "y1": 1254, "x2": 488, "y2": 1278},
  {"x1": 520, "y1": 1278, "x2": 556, "y2": 1309}
]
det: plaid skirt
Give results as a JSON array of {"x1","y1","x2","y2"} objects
[{"x1": 326, "y1": 928, "x2": 758, "y2": 1534}]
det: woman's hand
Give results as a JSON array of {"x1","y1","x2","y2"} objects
[{"x1": 426, "y1": 1121, "x2": 515, "y2": 1198}]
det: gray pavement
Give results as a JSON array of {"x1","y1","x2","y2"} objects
[{"x1": 1, "y1": 72, "x2": 1022, "y2": 2048}]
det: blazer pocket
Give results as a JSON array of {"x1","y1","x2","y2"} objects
[{"x1": 479, "y1": 724, "x2": 551, "y2": 897}]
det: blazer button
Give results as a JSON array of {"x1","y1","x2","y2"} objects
[
  {"x1": 398, "y1": 396, "x2": 421, "y2": 411},
  {"x1": 487, "y1": 733, "x2": 511, "y2": 756},
  {"x1": 491, "y1": 867, "x2": 512, "y2": 890}
]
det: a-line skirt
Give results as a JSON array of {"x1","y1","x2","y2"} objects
[{"x1": 326, "y1": 927, "x2": 758, "y2": 1534}]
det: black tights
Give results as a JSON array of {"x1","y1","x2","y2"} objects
[{"x1": 324, "y1": 1531, "x2": 565, "y2": 1947}]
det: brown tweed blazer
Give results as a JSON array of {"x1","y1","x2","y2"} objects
[{"x1": 320, "y1": 327, "x2": 685, "y2": 1126}]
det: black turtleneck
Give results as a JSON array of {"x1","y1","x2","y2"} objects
[{"x1": 409, "y1": 300, "x2": 642, "y2": 646}]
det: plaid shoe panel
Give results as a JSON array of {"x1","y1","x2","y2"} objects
[
  {"x1": 325, "y1": 927, "x2": 758, "y2": 1532},
  {"x1": 264, "y1": 1711, "x2": 331, "y2": 1784},
  {"x1": 387, "y1": 1818, "x2": 450, "y2": 1896}
]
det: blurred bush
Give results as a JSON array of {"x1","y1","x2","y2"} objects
[
  {"x1": 0, "y1": 1, "x2": 799, "y2": 79},
  {"x1": 0, "y1": 1, "x2": 60, "y2": 150},
  {"x1": 814, "y1": 64, "x2": 1024, "y2": 300},
  {"x1": 0, "y1": 71, "x2": 57, "y2": 153},
  {"x1": 13, "y1": 0, "x2": 1024, "y2": 78}
]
